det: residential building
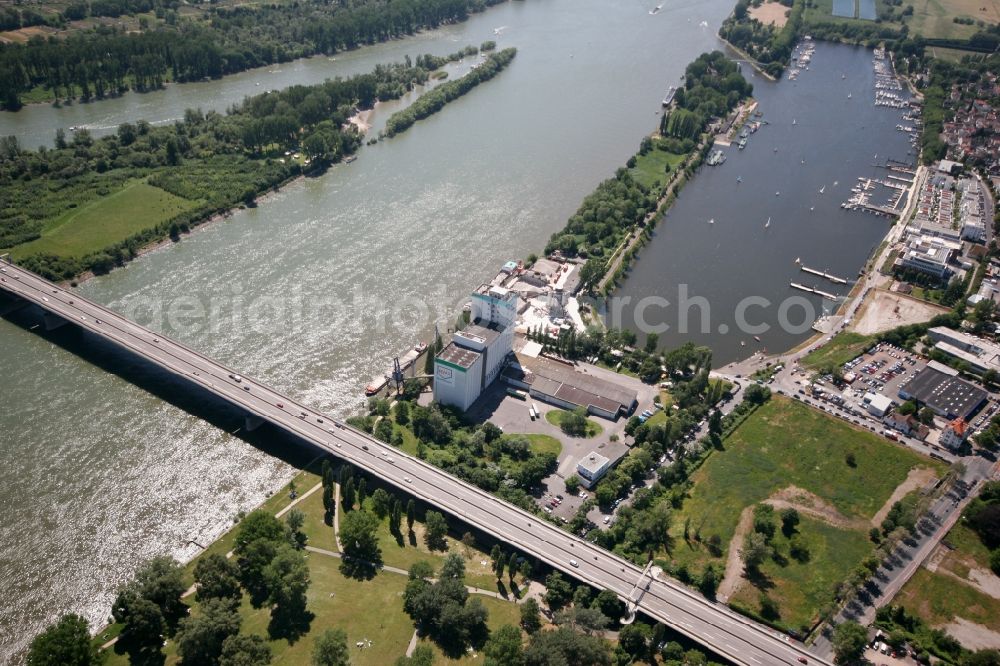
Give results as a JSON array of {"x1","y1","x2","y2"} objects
[
  {"x1": 939, "y1": 418, "x2": 969, "y2": 450},
  {"x1": 896, "y1": 234, "x2": 956, "y2": 279},
  {"x1": 577, "y1": 452, "x2": 612, "y2": 489}
]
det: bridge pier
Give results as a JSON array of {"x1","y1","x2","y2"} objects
[
  {"x1": 244, "y1": 415, "x2": 265, "y2": 432},
  {"x1": 43, "y1": 312, "x2": 69, "y2": 331}
]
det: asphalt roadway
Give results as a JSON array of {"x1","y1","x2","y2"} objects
[{"x1": 0, "y1": 260, "x2": 831, "y2": 666}]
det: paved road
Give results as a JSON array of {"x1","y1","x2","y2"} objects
[
  {"x1": 0, "y1": 260, "x2": 830, "y2": 666},
  {"x1": 811, "y1": 457, "x2": 997, "y2": 659}
]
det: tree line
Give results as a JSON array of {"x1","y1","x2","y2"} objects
[
  {"x1": 383, "y1": 47, "x2": 517, "y2": 137},
  {"x1": 0, "y1": 0, "x2": 507, "y2": 110},
  {"x1": 1, "y1": 53, "x2": 470, "y2": 281}
]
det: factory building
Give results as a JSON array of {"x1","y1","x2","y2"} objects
[{"x1": 433, "y1": 285, "x2": 517, "y2": 411}]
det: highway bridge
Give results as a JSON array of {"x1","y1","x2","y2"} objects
[{"x1": 0, "y1": 258, "x2": 831, "y2": 666}]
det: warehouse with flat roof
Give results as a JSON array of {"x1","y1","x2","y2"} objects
[
  {"x1": 502, "y1": 354, "x2": 638, "y2": 420},
  {"x1": 898, "y1": 367, "x2": 987, "y2": 420}
]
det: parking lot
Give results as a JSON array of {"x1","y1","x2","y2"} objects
[{"x1": 841, "y1": 342, "x2": 927, "y2": 402}]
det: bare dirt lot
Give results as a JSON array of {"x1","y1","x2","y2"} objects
[
  {"x1": 850, "y1": 289, "x2": 950, "y2": 335},
  {"x1": 749, "y1": 1, "x2": 791, "y2": 26},
  {"x1": 941, "y1": 618, "x2": 1000, "y2": 650}
]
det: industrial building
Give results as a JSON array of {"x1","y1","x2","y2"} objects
[
  {"x1": 433, "y1": 284, "x2": 517, "y2": 411},
  {"x1": 863, "y1": 392, "x2": 894, "y2": 418},
  {"x1": 898, "y1": 366, "x2": 987, "y2": 420},
  {"x1": 927, "y1": 326, "x2": 1000, "y2": 376},
  {"x1": 503, "y1": 353, "x2": 638, "y2": 420}
]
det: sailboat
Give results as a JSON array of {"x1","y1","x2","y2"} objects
[
  {"x1": 737, "y1": 175, "x2": 743, "y2": 184},
  {"x1": 795, "y1": 257, "x2": 801, "y2": 264},
  {"x1": 842, "y1": 73, "x2": 846, "y2": 79},
  {"x1": 764, "y1": 217, "x2": 771, "y2": 229},
  {"x1": 810, "y1": 206, "x2": 815, "y2": 211},
  {"x1": 819, "y1": 185, "x2": 825, "y2": 194},
  {"x1": 847, "y1": 93, "x2": 852, "y2": 99},
  {"x1": 792, "y1": 119, "x2": 797, "y2": 125},
  {"x1": 708, "y1": 218, "x2": 715, "y2": 224}
]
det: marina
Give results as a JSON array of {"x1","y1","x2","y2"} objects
[
  {"x1": 800, "y1": 265, "x2": 849, "y2": 284},
  {"x1": 790, "y1": 282, "x2": 841, "y2": 301},
  {"x1": 615, "y1": 42, "x2": 915, "y2": 363}
]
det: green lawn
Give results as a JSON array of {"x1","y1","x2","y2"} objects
[
  {"x1": 666, "y1": 397, "x2": 944, "y2": 631},
  {"x1": 10, "y1": 180, "x2": 199, "y2": 259},
  {"x1": 729, "y1": 516, "x2": 873, "y2": 634},
  {"x1": 670, "y1": 397, "x2": 942, "y2": 567},
  {"x1": 104, "y1": 553, "x2": 420, "y2": 666},
  {"x1": 901, "y1": 0, "x2": 1000, "y2": 40},
  {"x1": 99, "y1": 457, "x2": 523, "y2": 665},
  {"x1": 518, "y1": 433, "x2": 562, "y2": 458},
  {"x1": 629, "y1": 146, "x2": 688, "y2": 191},
  {"x1": 895, "y1": 519, "x2": 1000, "y2": 634},
  {"x1": 897, "y1": 566, "x2": 1000, "y2": 631},
  {"x1": 801, "y1": 331, "x2": 874, "y2": 371},
  {"x1": 545, "y1": 409, "x2": 603, "y2": 438},
  {"x1": 413, "y1": 596, "x2": 522, "y2": 665}
]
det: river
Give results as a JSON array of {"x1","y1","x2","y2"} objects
[
  {"x1": 0, "y1": 0, "x2": 737, "y2": 659},
  {"x1": 612, "y1": 43, "x2": 916, "y2": 365}
]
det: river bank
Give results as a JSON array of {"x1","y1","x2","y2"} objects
[
  {"x1": 3, "y1": 47, "x2": 510, "y2": 285},
  {"x1": 612, "y1": 41, "x2": 918, "y2": 365},
  {"x1": 0, "y1": 0, "x2": 741, "y2": 657}
]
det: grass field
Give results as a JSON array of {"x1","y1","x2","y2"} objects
[
  {"x1": 519, "y1": 433, "x2": 563, "y2": 457},
  {"x1": 902, "y1": 0, "x2": 1000, "y2": 39},
  {"x1": 801, "y1": 331, "x2": 874, "y2": 370},
  {"x1": 729, "y1": 515, "x2": 873, "y2": 633},
  {"x1": 545, "y1": 409, "x2": 603, "y2": 438},
  {"x1": 670, "y1": 398, "x2": 942, "y2": 560},
  {"x1": 667, "y1": 397, "x2": 944, "y2": 628},
  {"x1": 629, "y1": 146, "x2": 688, "y2": 191},
  {"x1": 9, "y1": 180, "x2": 199, "y2": 259},
  {"x1": 98, "y1": 459, "x2": 523, "y2": 665},
  {"x1": 897, "y1": 566, "x2": 1000, "y2": 630},
  {"x1": 894, "y1": 521, "x2": 1000, "y2": 636}
]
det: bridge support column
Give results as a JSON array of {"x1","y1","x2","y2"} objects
[
  {"x1": 244, "y1": 415, "x2": 265, "y2": 432},
  {"x1": 43, "y1": 312, "x2": 69, "y2": 331}
]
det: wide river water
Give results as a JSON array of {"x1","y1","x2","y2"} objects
[{"x1": 0, "y1": 0, "x2": 741, "y2": 659}]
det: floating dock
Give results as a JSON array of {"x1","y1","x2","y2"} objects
[
  {"x1": 790, "y1": 282, "x2": 839, "y2": 301},
  {"x1": 800, "y1": 266, "x2": 848, "y2": 284}
]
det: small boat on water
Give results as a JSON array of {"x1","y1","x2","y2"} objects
[
  {"x1": 764, "y1": 217, "x2": 771, "y2": 228},
  {"x1": 819, "y1": 185, "x2": 825, "y2": 194},
  {"x1": 847, "y1": 93, "x2": 852, "y2": 99},
  {"x1": 795, "y1": 257, "x2": 801, "y2": 264},
  {"x1": 649, "y1": 3, "x2": 663, "y2": 14},
  {"x1": 775, "y1": 191, "x2": 780, "y2": 196},
  {"x1": 736, "y1": 175, "x2": 743, "y2": 183},
  {"x1": 754, "y1": 336, "x2": 761, "y2": 342},
  {"x1": 708, "y1": 218, "x2": 715, "y2": 224},
  {"x1": 792, "y1": 119, "x2": 797, "y2": 125},
  {"x1": 344, "y1": 155, "x2": 358, "y2": 164}
]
